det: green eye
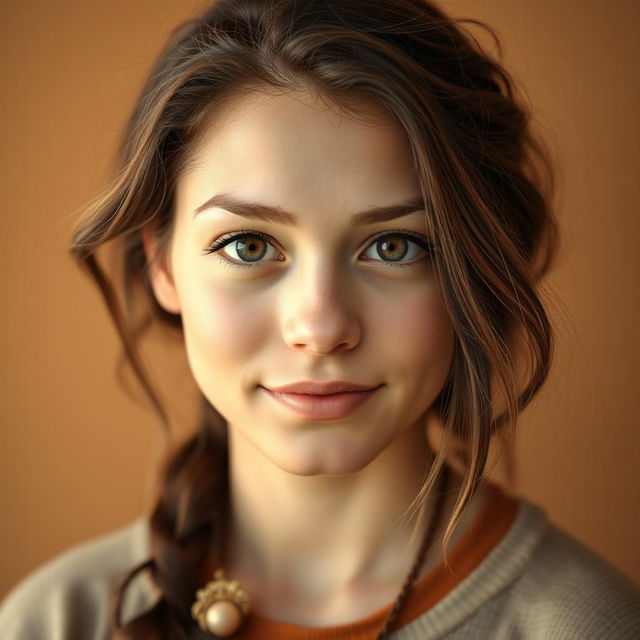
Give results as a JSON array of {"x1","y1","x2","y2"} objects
[
  {"x1": 223, "y1": 235, "x2": 274, "y2": 263},
  {"x1": 204, "y1": 230, "x2": 282, "y2": 268},
  {"x1": 362, "y1": 234, "x2": 427, "y2": 264}
]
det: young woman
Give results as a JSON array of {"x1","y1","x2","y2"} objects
[{"x1": 1, "y1": 0, "x2": 638, "y2": 638}]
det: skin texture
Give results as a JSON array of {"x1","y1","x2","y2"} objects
[{"x1": 144, "y1": 89, "x2": 485, "y2": 625}]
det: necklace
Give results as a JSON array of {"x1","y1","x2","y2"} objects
[{"x1": 192, "y1": 465, "x2": 450, "y2": 638}]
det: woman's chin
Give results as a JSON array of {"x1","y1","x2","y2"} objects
[{"x1": 262, "y1": 442, "x2": 381, "y2": 477}]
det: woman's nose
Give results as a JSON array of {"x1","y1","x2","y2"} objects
[{"x1": 280, "y1": 263, "x2": 362, "y2": 356}]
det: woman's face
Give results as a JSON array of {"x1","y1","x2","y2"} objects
[{"x1": 146, "y1": 89, "x2": 455, "y2": 475}]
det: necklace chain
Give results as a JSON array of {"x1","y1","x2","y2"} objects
[{"x1": 374, "y1": 464, "x2": 449, "y2": 639}]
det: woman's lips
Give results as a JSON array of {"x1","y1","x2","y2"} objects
[{"x1": 262, "y1": 386, "x2": 382, "y2": 420}]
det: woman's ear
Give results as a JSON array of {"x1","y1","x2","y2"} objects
[{"x1": 142, "y1": 225, "x2": 182, "y2": 314}]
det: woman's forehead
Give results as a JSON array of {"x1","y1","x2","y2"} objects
[{"x1": 177, "y1": 89, "x2": 421, "y2": 221}]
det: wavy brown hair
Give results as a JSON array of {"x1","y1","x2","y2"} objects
[{"x1": 69, "y1": 0, "x2": 559, "y2": 636}]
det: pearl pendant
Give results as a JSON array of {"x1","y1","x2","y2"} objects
[
  {"x1": 204, "y1": 600, "x2": 243, "y2": 636},
  {"x1": 192, "y1": 569, "x2": 250, "y2": 636}
]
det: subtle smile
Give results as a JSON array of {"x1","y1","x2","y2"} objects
[{"x1": 260, "y1": 384, "x2": 383, "y2": 421}]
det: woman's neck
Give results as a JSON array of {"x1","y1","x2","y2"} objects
[{"x1": 219, "y1": 420, "x2": 483, "y2": 626}]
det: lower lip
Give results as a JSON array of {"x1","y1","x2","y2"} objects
[{"x1": 262, "y1": 386, "x2": 381, "y2": 420}]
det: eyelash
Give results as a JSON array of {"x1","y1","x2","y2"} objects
[{"x1": 203, "y1": 228, "x2": 432, "y2": 270}]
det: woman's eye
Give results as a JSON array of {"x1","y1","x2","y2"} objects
[
  {"x1": 204, "y1": 231, "x2": 282, "y2": 268},
  {"x1": 361, "y1": 233, "x2": 429, "y2": 266}
]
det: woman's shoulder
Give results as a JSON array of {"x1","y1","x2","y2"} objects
[
  {"x1": 0, "y1": 516, "x2": 154, "y2": 639},
  {"x1": 465, "y1": 494, "x2": 640, "y2": 638},
  {"x1": 509, "y1": 503, "x2": 640, "y2": 637},
  {"x1": 401, "y1": 492, "x2": 640, "y2": 640}
]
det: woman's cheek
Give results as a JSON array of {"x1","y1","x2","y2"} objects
[
  {"x1": 180, "y1": 279, "x2": 271, "y2": 376},
  {"x1": 387, "y1": 292, "x2": 454, "y2": 372}
]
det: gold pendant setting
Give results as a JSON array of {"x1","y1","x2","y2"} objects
[{"x1": 191, "y1": 569, "x2": 250, "y2": 637}]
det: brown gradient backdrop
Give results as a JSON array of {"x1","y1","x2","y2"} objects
[{"x1": 1, "y1": 0, "x2": 639, "y2": 598}]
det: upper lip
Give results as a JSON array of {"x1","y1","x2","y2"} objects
[{"x1": 265, "y1": 381, "x2": 381, "y2": 395}]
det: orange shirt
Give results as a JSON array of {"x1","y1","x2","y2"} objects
[{"x1": 198, "y1": 482, "x2": 519, "y2": 639}]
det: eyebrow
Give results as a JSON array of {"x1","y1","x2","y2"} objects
[{"x1": 193, "y1": 193, "x2": 425, "y2": 225}]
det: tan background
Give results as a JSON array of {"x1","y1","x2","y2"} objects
[{"x1": 1, "y1": 0, "x2": 639, "y2": 598}]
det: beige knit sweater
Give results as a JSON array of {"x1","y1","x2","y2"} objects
[{"x1": 1, "y1": 493, "x2": 639, "y2": 639}]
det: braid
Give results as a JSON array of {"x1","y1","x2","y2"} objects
[{"x1": 110, "y1": 398, "x2": 229, "y2": 638}]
